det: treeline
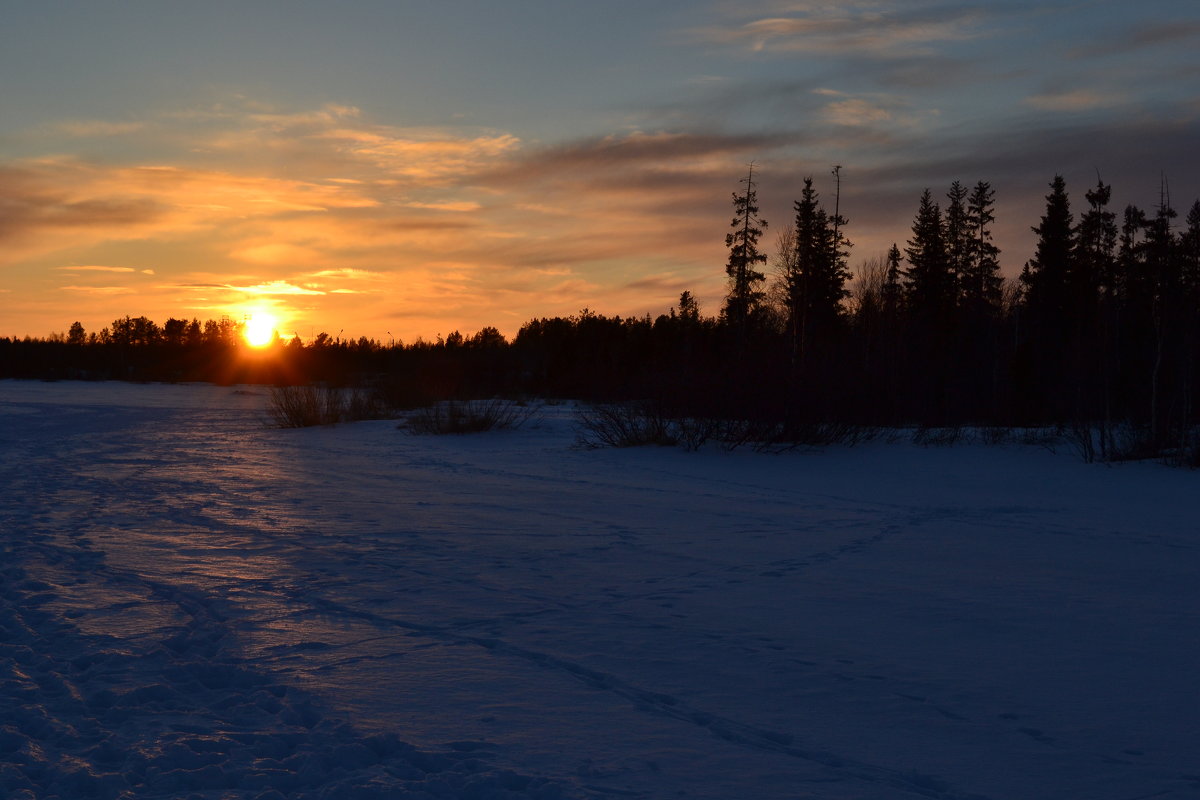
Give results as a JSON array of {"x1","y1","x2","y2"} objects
[
  {"x1": 4, "y1": 171, "x2": 1199, "y2": 460},
  {"x1": 0, "y1": 316, "x2": 516, "y2": 396},
  {"x1": 528, "y1": 170, "x2": 1200, "y2": 461}
]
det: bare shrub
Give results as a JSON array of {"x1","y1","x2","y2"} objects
[
  {"x1": 576, "y1": 403, "x2": 873, "y2": 452},
  {"x1": 1104, "y1": 425, "x2": 1165, "y2": 462},
  {"x1": 1062, "y1": 422, "x2": 1098, "y2": 463},
  {"x1": 267, "y1": 385, "x2": 346, "y2": 427},
  {"x1": 267, "y1": 385, "x2": 397, "y2": 428},
  {"x1": 735, "y1": 420, "x2": 879, "y2": 452},
  {"x1": 574, "y1": 402, "x2": 680, "y2": 449},
  {"x1": 1179, "y1": 428, "x2": 1200, "y2": 469},
  {"x1": 404, "y1": 398, "x2": 534, "y2": 434},
  {"x1": 911, "y1": 425, "x2": 966, "y2": 446},
  {"x1": 979, "y1": 425, "x2": 1013, "y2": 446},
  {"x1": 344, "y1": 387, "x2": 393, "y2": 422}
]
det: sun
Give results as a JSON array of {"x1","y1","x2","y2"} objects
[{"x1": 242, "y1": 312, "x2": 279, "y2": 347}]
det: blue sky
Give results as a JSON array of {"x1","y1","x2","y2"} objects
[{"x1": 2, "y1": 0, "x2": 1198, "y2": 341}]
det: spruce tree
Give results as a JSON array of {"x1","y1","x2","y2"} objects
[
  {"x1": 784, "y1": 177, "x2": 851, "y2": 361},
  {"x1": 944, "y1": 181, "x2": 970, "y2": 302},
  {"x1": 1021, "y1": 175, "x2": 1076, "y2": 326},
  {"x1": 963, "y1": 180, "x2": 1002, "y2": 314},
  {"x1": 1181, "y1": 200, "x2": 1200, "y2": 295},
  {"x1": 882, "y1": 243, "x2": 903, "y2": 314},
  {"x1": 1077, "y1": 179, "x2": 1117, "y2": 299},
  {"x1": 904, "y1": 189, "x2": 953, "y2": 322},
  {"x1": 723, "y1": 164, "x2": 768, "y2": 332}
]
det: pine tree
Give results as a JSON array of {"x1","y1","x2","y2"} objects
[
  {"x1": 962, "y1": 180, "x2": 1002, "y2": 314},
  {"x1": 723, "y1": 164, "x2": 768, "y2": 332},
  {"x1": 783, "y1": 177, "x2": 851, "y2": 361},
  {"x1": 1077, "y1": 179, "x2": 1117, "y2": 299},
  {"x1": 1117, "y1": 204, "x2": 1148, "y2": 303},
  {"x1": 1144, "y1": 184, "x2": 1179, "y2": 441},
  {"x1": 1181, "y1": 200, "x2": 1200, "y2": 295},
  {"x1": 944, "y1": 180, "x2": 970, "y2": 302},
  {"x1": 904, "y1": 189, "x2": 953, "y2": 322},
  {"x1": 67, "y1": 322, "x2": 86, "y2": 346},
  {"x1": 1145, "y1": 184, "x2": 1179, "y2": 300},
  {"x1": 1021, "y1": 175, "x2": 1076, "y2": 326},
  {"x1": 882, "y1": 243, "x2": 903, "y2": 314}
]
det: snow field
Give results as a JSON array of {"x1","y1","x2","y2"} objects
[{"x1": 1, "y1": 380, "x2": 1198, "y2": 799}]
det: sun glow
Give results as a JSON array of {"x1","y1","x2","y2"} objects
[{"x1": 243, "y1": 312, "x2": 280, "y2": 347}]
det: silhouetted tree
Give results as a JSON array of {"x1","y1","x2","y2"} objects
[
  {"x1": 722, "y1": 164, "x2": 768, "y2": 334},
  {"x1": 1078, "y1": 179, "x2": 1118, "y2": 298},
  {"x1": 904, "y1": 189, "x2": 953, "y2": 323},
  {"x1": 782, "y1": 177, "x2": 851, "y2": 365},
  {"x1": 882, "y1": 243, "x2": 903, "y2": 314},
  {"x1": 1021, "y1": 175, "x2": 1076, "y2": 327},
  {"x1": 962, "y1": 181, "x2": 1002, "y2": 315},
  {"x1": 945, "y1": 181, "x2": 970, "y2": 302}
]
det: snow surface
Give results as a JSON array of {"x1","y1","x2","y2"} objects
[{"x1": 1, "y1": 380, "x2": 1198, "y2": 800}]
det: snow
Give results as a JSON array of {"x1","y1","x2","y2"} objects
[{"x1": 2, "y1": 379, "x2": 1198, "y2": 800}]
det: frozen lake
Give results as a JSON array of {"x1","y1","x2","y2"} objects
[{"x1": 2, "y1": 380, "x2": 1198, "y2": 799}]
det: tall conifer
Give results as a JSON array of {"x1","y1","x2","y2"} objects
[{"x1": 723, "y1": 164, "x2": 768, "y2": 332}]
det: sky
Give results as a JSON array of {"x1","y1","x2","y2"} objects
[{"x1": 2, "y1": 1, "x2": 1199, "y2": 343}]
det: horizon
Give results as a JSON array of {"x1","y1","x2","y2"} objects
[{"x1": 3, "y1": 1, "x2": 1199, "y2": 342}]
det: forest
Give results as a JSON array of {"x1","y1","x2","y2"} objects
[{"x1": 4, "y1": 171, "x2": 1199, "y2": 464}]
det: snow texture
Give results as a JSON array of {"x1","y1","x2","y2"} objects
[{"x1": 1, "y1": 380, "x2": 1198, "y2": 800}]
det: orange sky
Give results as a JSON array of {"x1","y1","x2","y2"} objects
[
  {"x1": 2, "y1": 115, "x2": 733, "y2": 343},
  {"x1": 4, "y1": 2, "x2": 1199, "y2": 343}
]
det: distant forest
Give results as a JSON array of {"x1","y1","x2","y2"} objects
[{"x1": 4, "y1": 171, "x2": 1200, "y2": 462}]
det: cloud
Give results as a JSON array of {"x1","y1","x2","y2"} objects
[
  {"x1": 622, "y1": 273, "x2": 692, "y2": 293},
  {"x1": 689, "y1": 1, "x2": 989, "y2": 57},
  {"x1": 308, "y1": 268, "x2": 385, "y2": 280},
  {"x1": 402, "y1": 200, "x2": 483, "y2": 212},
  {"x1": 1070, "y1": 20, "x2": 1200, "y2": 58},
  {"x1": 226, "y1": 281, "x2": 326, "y2": 296},
  {"x1": 59, "y1": 285, "x2": 137, "y2": 295},
  {"x1": 56, "y1": 265, "x2": 137, "y2": 273},
  {"x1": 0, "y1": 169, "x2": 166, "y2": 245},
  {"x1": 247, "y1": 103, "x2": 362, "y2": 130},
  {"x1": 317, "y1": 126, "x2": 522, "y2": 183},
  {"x1": 51, "y1": 120, "x2": 146, "y2": 137},
  {"x1": 1025, "y1": 89, "x2": 1120, "y2": 112},
  {"x1": 823, "y1": 98, "x2": 894, "y2": 126},
  {"x1": 477, "y1": 130, "x2": 795, "y2": 190}
]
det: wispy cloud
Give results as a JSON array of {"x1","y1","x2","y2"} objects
[
  {"x1": 403, "y1": 200, "x2": 483, "y2": 212},
  {"x1": 478, "y1": 130, "x2": 794, "y2": 190},
  {"x1": 689, "y1": 1, "x2": 989, "y2": 57},
  {"x1": 225, "y1": 281, "x2": 326, "y2": 296},
  {"x1": 51, "y1": 119, "x2": 146, "y2": 137},
  {"x1": 1025, "y1": 88, "x2": 1120, "y2": 112},
  {"x1": 823, "y1": 98, "x2": 895, "y2": 126},
  {"x1": 1070, "y1": 20, "x2": 1200, "y2": 58},
  {"x1": 59, "y1": 285, "x2": 137, "y2": 295}
]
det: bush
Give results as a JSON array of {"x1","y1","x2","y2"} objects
[
  {"x1": 574, "y1": 402, "x2": 685, "y2": 449},
  {"x1": 403, "y1": 398, "x2": 534, "y2": 434},
  {"x1": 1180, "y1": 428, "x2": 1200, "y2": 469},
  {"x1": 575, "y1": 402, "x2": 882, "y2": 452},
  {"x1": 735, "y1": 419, "x2": 879, "y2": 452},
  {"x1": 267, "y1": 385, "x2": 346, "y2": 427},
  {"x1": 266, "y1": 385, "x2": 396, "y2": 427}
]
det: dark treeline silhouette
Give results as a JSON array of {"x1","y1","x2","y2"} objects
[{"x1": 4, "y1": 172, "x2": 1199, "y2": 461}]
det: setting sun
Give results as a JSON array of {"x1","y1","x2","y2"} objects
[{"x1": 243, "y1": 313, "x2": 279, "y2": 347}]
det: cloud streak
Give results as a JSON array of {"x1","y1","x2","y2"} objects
[{"x1": 689, "y1": 1, "x2": 991, "y2": 56}]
